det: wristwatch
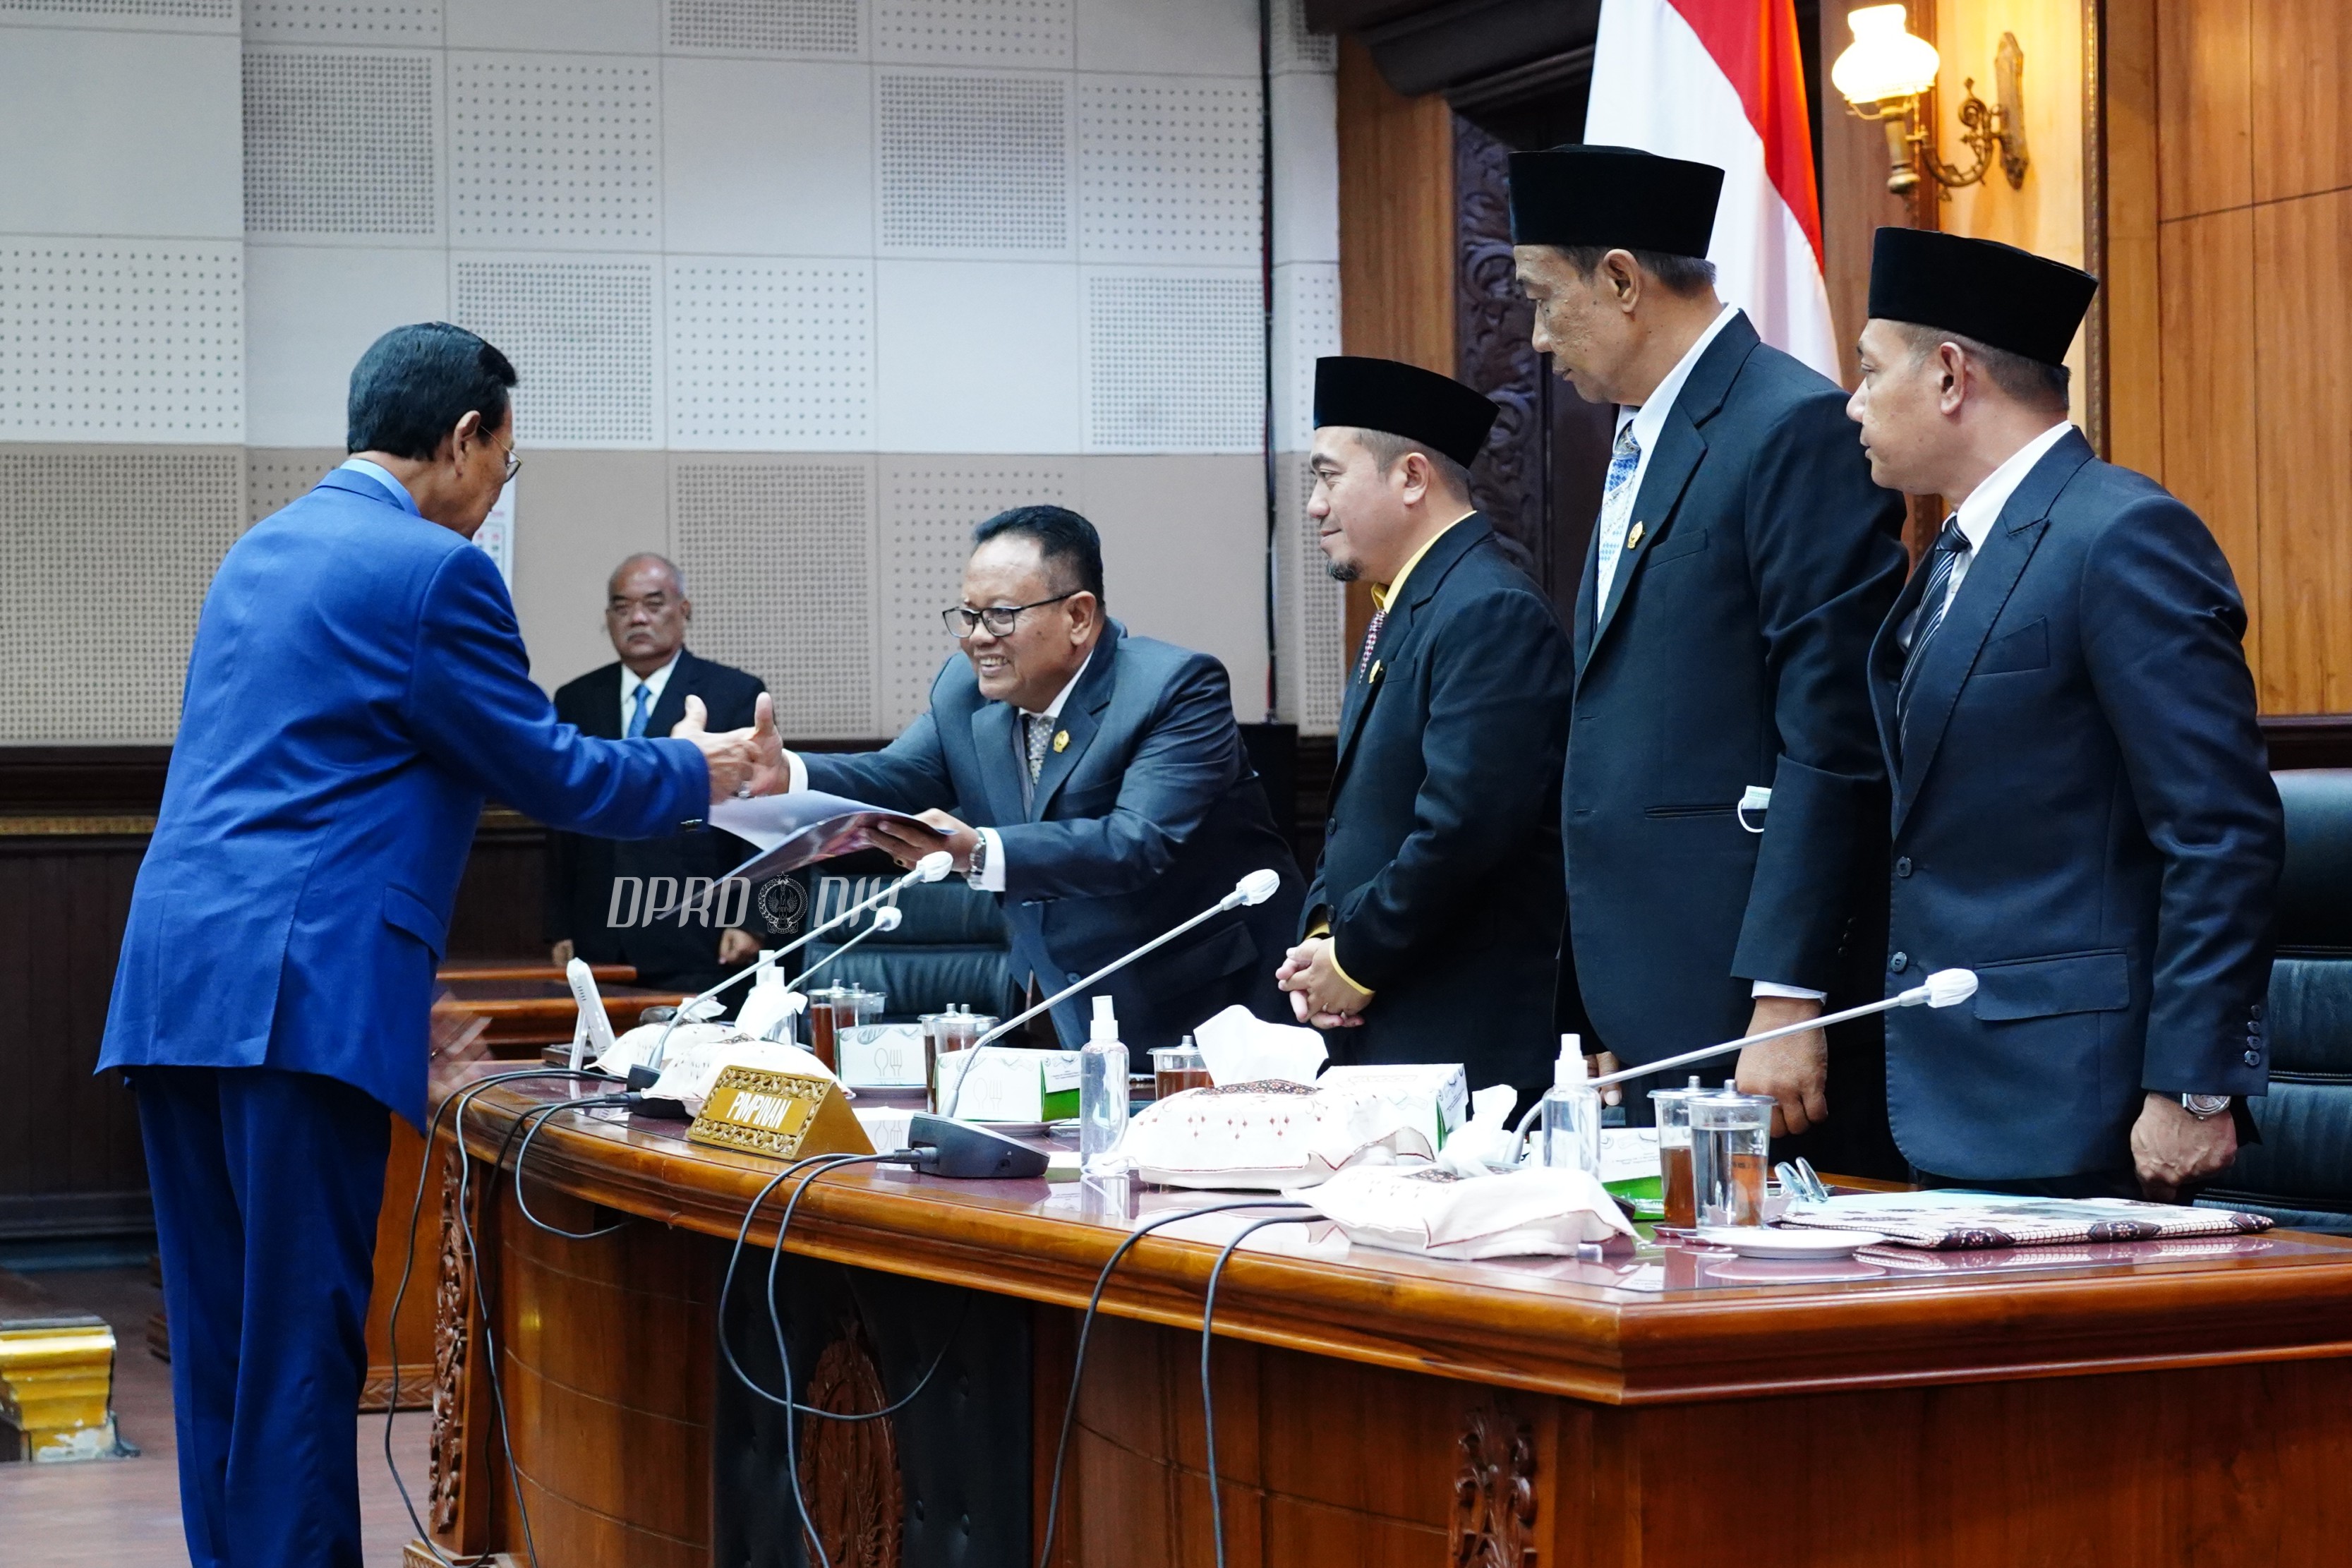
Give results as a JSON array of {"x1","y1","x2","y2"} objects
[
  {"x1": 2181, "y1": 1093, "x2": 2231, "y2": 1120},
  {"x1": 964, "y1": 831, "x2": 987, "y2": 883}
]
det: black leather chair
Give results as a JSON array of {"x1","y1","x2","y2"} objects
[
  {"x1": 2196, "y1": 768, "x2": 2352, "y2": 1233},
  {"x1": 799, "y1": 874, "x2": 1020, "y2": 1023}
]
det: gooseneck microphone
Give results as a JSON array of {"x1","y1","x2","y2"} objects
[
  {"x1": 939, "y1": 868, "x2": 1284, "y2": 1118},
  {"x1": 1587, "y1": 967, "x2": 1979, "y2": 1090},
  {"x1": 642, "y1": 850, "x2": 954, "y2": 1071},
  {"x1": 785, "y1": 903, "x2": 902, "y2": 991}
]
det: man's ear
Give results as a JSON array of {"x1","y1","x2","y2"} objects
[
  {"x1": 1068, "y1": 591, "x2": 1100, "y2": 641},
  {"x1": 447, "y1": 408, "x2": 483, "y2": 463}
]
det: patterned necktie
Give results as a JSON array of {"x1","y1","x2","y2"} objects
[
  {"x1": 626, "y1": 681, "x2": 652, "y2": 738},
  {"x1": 1896, "y1": 517, "x2": 1974, "y2": 749},
  {"x1": 1024, "y1": 711, "x2": 1052, "y2": 783},
  {"x1": 1354, "y1": 605, "x2": 1388, "y2": 680},
  {"x1": 1595, "y1": 424, "x2": 1643, "y2": 603}
]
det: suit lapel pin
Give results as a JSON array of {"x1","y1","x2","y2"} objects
[
  {"x1": 1627, "y1": 521, "x2": 1646, "y2": 549},
  {"x1": 1053, "y1": 730, "x2": 1069, "y2": 753},
  {"x1": 1369, "y1": 660, "x2": 1384, "y2": 685}
]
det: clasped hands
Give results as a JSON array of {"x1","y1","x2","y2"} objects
[
  {"x1": 671, "y1": 691, "x2": 788, "y2": 803},
  {"x1": 1277, "y1": 936, "x2": 1372, "y2": 1029}
]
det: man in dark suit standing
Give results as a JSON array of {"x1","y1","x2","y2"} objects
[
  {"x1": 1509, "y1": 146, "x2": 1909, "y2": 1165},
  {"x1": 1850, "y1": 229, "x2": 2281, "y2": 1197},
  {"x1": 759, "y1": 506, "x2": 1303, "y2": 1051},
  {"x1": 546, "y1": 553, "x2": 767, "y2": 994},
  {"x1": 1278, "y1": 357, "x2": 1575, "y2": 1106}
]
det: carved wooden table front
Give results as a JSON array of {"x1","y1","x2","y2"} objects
[{"x1": 416, "y1": 1079, "x2": 2352, "y2": 1568}]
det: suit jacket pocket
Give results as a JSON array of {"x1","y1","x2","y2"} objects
[
  {"x1": 1135, "y1": 916, "x2": 1254, "y2": 996},
  {"x1": 1974, "y1": 617, "x2": 2050, "y2": 676},
  {"x1": 383, "y1": 883, "x2": 450, "y2": 961},
  {"x1": 1646, "y1": 526, "x2": 1711, "y2": 566},
  {"x1": 1972, "y1": 948, "x2": 2130, "y2": 1020}
]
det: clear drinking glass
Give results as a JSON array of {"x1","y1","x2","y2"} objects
[
  {"x1": 1649, "y1": 1083, "x2": 1701, "y2": 1227},
  {"x1": 1689, "y1": 1087, "x2": 1776, "y2": 1226}
]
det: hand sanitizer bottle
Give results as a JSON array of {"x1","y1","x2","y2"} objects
[
  {"x1": 1079, "y1": 996, "x2": 1130, "y2": 1175},
  {"x1": 1540, "y1": 1033, "x2": 1601, "y2": 1176}
]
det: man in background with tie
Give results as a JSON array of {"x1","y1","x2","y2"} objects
[
  {"x1": 1279, "y1": 357, "x2": 1574, "y2": 1106},
  {"x1": 1509, "y1": 145, "x2": 1908, "y2": 1170},
  {"x1": 1849, "y1": 229, "x2": 2279, "y2": 1197},
  {"x1": 547, "y1": 552, "x2": 766, "y2": 994},
  {"x1": 754, "y1": 505, "x2": 1303, "y2": 1050}
]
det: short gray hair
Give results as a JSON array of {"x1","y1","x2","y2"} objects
[
  {"x1": 1544, "y1": 245, "x2": 1718, "y2": 298},
  {"x1": 610, "y1": 551, "x2": 686, "y2": 597},
  {"x1": 1894, "y1": 322, "x2": 2070, "y2": 413},
  {"x1": 1353, "y1": 428, "x2": 1476, "y2": 500}
]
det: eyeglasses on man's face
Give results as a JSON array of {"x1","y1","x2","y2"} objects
[{"x1": 941, "y1": 591, "x2": 1079, "y2": 639}]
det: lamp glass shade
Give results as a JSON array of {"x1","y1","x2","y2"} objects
[{"x1": 1831, "y1": 5, "x2": 1941, "y2": 105}]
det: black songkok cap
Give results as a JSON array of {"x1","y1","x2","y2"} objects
[
  {"x1": 1506, "y1": 144, "x2": 1724, "y2": 258},
  {"x1": 1313, "y1": 356, "x2": 1500, "y2": 469},
  {"x1": 1868, "y1": 227, "x2": 2099, "y2": 368}
]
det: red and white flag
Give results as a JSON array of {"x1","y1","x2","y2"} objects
[{"x1": 1584, "y1": 0, "x2": 1839, "y2": 380}]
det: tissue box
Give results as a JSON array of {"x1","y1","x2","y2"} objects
[
  {"x1": 839, "y1": 1023, "x2": 929, "y2": 1087},
  {"x1": 1598, "y1": 1127, "x2": 1663, "y2": 1202},
  {"x1": 1313, "y1": 1063, "x2": 1469, "y2": 1149},
  {"x1": 933, "y1": 1047, "x2": 1083, "y2": 1123}
]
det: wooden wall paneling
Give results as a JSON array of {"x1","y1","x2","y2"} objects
[
  {"x1": 2154, "y1": 209, "x2": 2264, "y2": 694},
  {"x1": 2250, "y1": 191, "x2": 2352, "y2": 715},
  {"x1": 2154, "y1": 0, "x2": 2250, "y2": 221},
  {"x1": 2248, "y1": 0, "x2": 2352, "y2": 208},
  {"x1": 1336, "y1": 34, "x2": 1456, "y2": 657},
  {"x1": 2102, "y1": 0, "x2": 2163, "y2": 476},
  {"x1": 1817, "y1": 0, "x2": 1936, "y2": 388}
]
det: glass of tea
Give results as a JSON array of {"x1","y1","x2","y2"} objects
[
  {"x1": 1148, "y1": 1039, "x2": 1210, "y2": 1101},
  {"x1": 1649, "y1": 1080, "x2": 1703, "y2": 1228},
  {"x1": 1689, "y1": 1085, "x2": 1776, "y2": 1227}
]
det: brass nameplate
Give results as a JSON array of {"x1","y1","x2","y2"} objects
[{"x1": 688, "y1": 1065, "x2": 873, "y2": 1161}]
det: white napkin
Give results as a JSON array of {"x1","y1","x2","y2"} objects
[
  {"x1": 1307, "y1": 1163, "x2": 1635, "y2": 1260},
  {"x1": 1432, "y1": 1084, "x2": 1523, "y2": 1176},
  {"x1": 735, "y1": 965, "x2": 807, "y2": 1043},
  {"x1": 1193, "y1": 1003, "x2": 1328, "y2": 1086}
]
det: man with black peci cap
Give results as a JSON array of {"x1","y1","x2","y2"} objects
[
  {"x1": 1850, "y1": 228, "x2": 2281, "y2": 1198},
  {"x1": 1508, "y1": 145, "x2": 1908, "y2": 1166},
  {"x1": 1277, "y1": 356, "x2": 1575, "y2": 1104}
]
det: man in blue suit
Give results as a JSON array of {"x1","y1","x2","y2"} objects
[
  {"x1": 1508, "y1": 146, "x2": 1909, "y2": 1173},
  {"x1": 766, "y1": 505, "x2": 1303, "y2": 1049},
  {"x1": 1848, "y1": 229, "x2": 2282, "y2": 1196},
  {"x1": 99, "y1": 322, "x2": 769, "y2": 1567}
]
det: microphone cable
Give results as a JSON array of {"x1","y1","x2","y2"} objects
[{"x1": 1035, "y1": 1198, "x2": 1313, "y2": 1568}]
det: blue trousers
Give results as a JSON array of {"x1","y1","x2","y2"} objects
[{"x1": 135, "y1": 1066, "x2": 392, "y2": 1568}]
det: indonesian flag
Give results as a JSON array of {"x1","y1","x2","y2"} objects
[{"x1": 1583, "y1": 0, "x2": 1840, "y2": 381}]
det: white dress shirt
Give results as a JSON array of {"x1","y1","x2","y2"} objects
[
  {"x1": 1900, "y1": 420, "x2": 2077, "y2": 649},
  {"x1": 620, "y1": 655, "x2": 679, "y2": 736},
  {"x1": 1597, "y1": 305, "x2": 1742, "y2": 604},
  {"x1": 778, "y1": 660, "x2": 1090, "y2": 893}
]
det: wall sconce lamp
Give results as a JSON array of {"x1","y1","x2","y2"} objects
[{"x1": 1831, "y1": 5, "x2": 2030, "y2": 197}]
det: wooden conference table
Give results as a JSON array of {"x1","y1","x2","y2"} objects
[{"x1": 412, "y1": 1077, "x2": 2352, "y2": 1568}]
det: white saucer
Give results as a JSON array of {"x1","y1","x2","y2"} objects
[{"x1": 1694, "y1": 1226, "x2": 1887, "y2": 1260}]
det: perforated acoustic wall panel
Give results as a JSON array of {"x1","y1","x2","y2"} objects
[
  {"x1": 1272, "y1": 0, "x2": 1337, "y2": 73},
  {"x1": 243, "y1": 2, "x2": 442, "y2": 43},
  {"x1": 877, "y1": 72, "x2": 1068, "y2": 254},
  {"x1": 1273, "y1": 262, "x2": 1338, "y2": 452},
  {"x1": 1084, "y1": 270, "x2": 1260, "y2": 453},
  {"x1": 1279, "y1": 450, "x2": 1344, "y2": 734},
  {"x1": 450, "y1": 56, "x2": 658, "y2": 248},
  {"x1": 0, "y1": 243, "x2": 243, "y2": 442},
  {"x1": 246, "y1": 448, "x2": 339, "y2": 525},
  {"x1": 879, "y1": 457, "x2": 1076, "y2": 727},
  {"x1": 665, "y1": 0, "x2": 859, "y2": 56},
  {"x1": 674, "y1": 459, "x2": 876, "y2": 737},
  {"x1": 667, "y1": 260, "x2": 873, "y2": 450},
  {"x1": 875, "y1": 0, "x2": 1069, "y2": 67},
  {"x1": 0, "y1": 0, "x2": 232, "y2": 25},
  {"x1": 1078, "y1": 78, "x2": 1259, "y2": 264},
  {"x1": 452, "y1": 260, "x2": 657, "y2": 445},
  {"x1": 243, "y1": 49, "x2": 440, "y2": 236},
  {"x1": 0, "y1": 447, "x2": 242, "y2": 742}
]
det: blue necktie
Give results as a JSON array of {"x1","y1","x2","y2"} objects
[
  {"x1": 627, "y1": 682, "x2": 652, "y2": 738},
  {"x1": 1896, "y1": 518, "x2": 1972, "y2": 754}
]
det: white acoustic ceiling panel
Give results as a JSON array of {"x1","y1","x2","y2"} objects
[
  {"x1": 673, "y1": 460, "x2": 875, "y2": 737},
  {"x1": 0, "y1": 448, "x2": 243, "y2": 742},
  {"x1": 450, "y1": 55, "x2": 659, "y2": 248},
  {"x1": 1078, "y1": 77, "x2": 1259, "y2": 264},
  {"x1": 247, "y1": 449, "x2": 339, "y2": 524},
  {"x1": 1083, "y1": 269, "x2": 1260, "y2": 453},
  {"x1": 244, "y1": 1, "x2": 442, "y2": 42},
  {"x1": 0, "y1": 0, "x2": 233, "y2": 29},
  {"x1": 1272, "y1": 260, "x2": 1335, "y2": 453},
  {"x1": 666, "y1": 259, "x2": 873, "y2": 450},
  {"x1": 875, "y1": 0, "x2": 1071, "y2": 67},
  {"x1": 877, "y1": 72, "x2": 1068, "y2": 255},
  {"x1": 243, "y1": 49, "x2": 440, "y2": 237},
  {"x1": 452, "y1": 259, "x2": 658, "y2": 445},
  {"x1": 665, "y1": 0, "x2": 858, "y2": 56},
  {"x1": 0, "y1": 242, "x2": 243, "y2": 441},
  {"x1": 1271, "y1": 0, "x2": 1335, "y2": 73},
  {"x1": 1279, "y1": 450, "x2": 1341, "y2": 734},
  {"x1": 878, "y1": 457, "x2": 1076, "y2": 726}
]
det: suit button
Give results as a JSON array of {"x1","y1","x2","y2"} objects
[
  {"x1": 1889, "y1": 952, "x2": 1909, "y2": 974},
  {"x1": 2250, "y1": 1002, "x2": 2265, "y2": 1021},
  {"x1": 1894, "y1": 857, "x2": 1912, "y2": 877},
  {"x1": 1067, "y1": 972, "x2": 1081, "y2": 984},
  {"x1": 2244, "y1": 1048, "x2": 2262, "y2": 1067}
]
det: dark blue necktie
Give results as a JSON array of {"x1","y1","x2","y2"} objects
[{"x1": 1896, "y1": 518, "x2": 1972, "y2": 752}]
